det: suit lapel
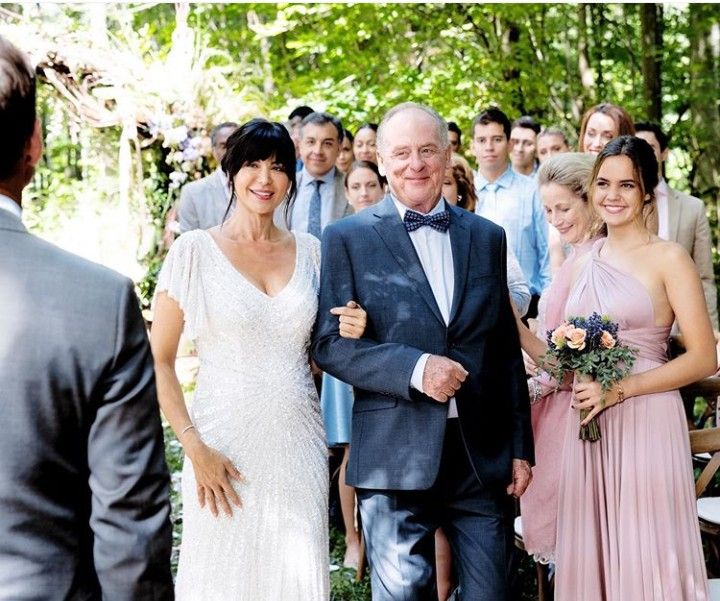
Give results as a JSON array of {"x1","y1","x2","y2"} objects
[
  {"x1": 447, "y1": 205, "x2": 471, "y2": 324},
  {"x1": 666, "y1": 186, "x2": 681, "y2": 242},
  {"x1": 372, "y1": 196, "x2": 445, "y2": 326},
  {"x1": 332, "y1": 170, "x2": 350, "y2": 221}
]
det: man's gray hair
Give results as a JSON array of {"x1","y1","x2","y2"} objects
[{"x1": 377, "y1": 102, "x2": 449, "y2": 154}]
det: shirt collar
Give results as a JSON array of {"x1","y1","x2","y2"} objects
[
  {"x1": 391, "y1": 195, "x2": 446, "y2": 220},
  {"x1": 656, "y1": 178, "x2": 669, "y2": 198},
  {"x1": 0, "y1": 194, "x2": 22, "y2": 219},
  {"x1": 302, "y1": 166, "x2": 336, "y2": 187},
  {"x1": 475, "y1": 164, "x2": 513, "y2": 191}
]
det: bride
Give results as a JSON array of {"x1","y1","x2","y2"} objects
[{"x1": 150, "y1": 118, "x2": 367, "y2": 600}]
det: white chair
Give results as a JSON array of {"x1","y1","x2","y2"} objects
[
  {"x1": 709, "y1": 578, "x2": 720, "y2": 600},
  {"x1": 513, "y1": 515, "x2": 552, "y2": 600}
]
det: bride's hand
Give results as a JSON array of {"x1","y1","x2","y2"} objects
[
  {"x1": 331, "y1": 301, "x2": 367, "y2": 339},
  {"x1": 185, "y1": 437, "x2": 244, "y2": 517},
  {"x1": 572, "y1": 380, "x2": 622, "y2": 425}
]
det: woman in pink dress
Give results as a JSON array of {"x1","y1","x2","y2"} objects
[
  {"x1": 517, "y1": 152, "x2": 605, "y2": 565},
  {"x1": 555, "y1": 135, "x2": 715, "y2": 600}
]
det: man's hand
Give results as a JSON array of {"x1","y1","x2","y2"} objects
[
  {"x1": 422, "y1": 355, "x2": 468, "y2": 403},
  {"x1": 506, "y1": 459, "x2": 532, "y2": 498}
]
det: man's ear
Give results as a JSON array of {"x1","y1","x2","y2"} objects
[
  {"x1": 26, "y1": 119, "x2": 42, "y2": 168},
  {"x1": 377, "y1": 153, "x2": 387, "y2": 177},
  {"x1": 660, "y1": 147, "x2": 669, "y2": 164}
]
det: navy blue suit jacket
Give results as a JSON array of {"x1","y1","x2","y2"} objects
[{"x1": 312, "y1": 196, "x2": 534, "y2": 491}]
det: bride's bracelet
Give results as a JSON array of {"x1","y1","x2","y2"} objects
[{"x1": 180, "y1": 423, "x2": 196, "y2": 437}]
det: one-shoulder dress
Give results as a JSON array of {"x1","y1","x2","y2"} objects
[{"x1": 554, "y1": 239, "x2": 709, "y2": 601}]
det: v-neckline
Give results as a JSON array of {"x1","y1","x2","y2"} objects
[{"x1": 203, "y1": 230, "x2": 300, "y2": 300}]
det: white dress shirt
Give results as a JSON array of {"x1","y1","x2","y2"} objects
[
  {"x1": 0, "y1": 194, "x2": 21, "y2": 219},
  {"x1": 391, "y1": 196, "x2": 459, "y2": 418},
  {"x1": 656, "y1": 179, "x2": 669, "y2": 240},
  {"x1": 290, "y1": 167, "x2": 337, "y2": 234}
]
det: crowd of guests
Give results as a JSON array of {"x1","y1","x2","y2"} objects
[
  {"x1": 159, "y1": 100, "x2": 718, "y2": 599},
  {"x1": 1, "y1": 29, "x2": 718, "y2": 600}
]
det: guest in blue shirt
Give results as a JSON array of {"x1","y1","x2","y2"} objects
[{"x1": 471, "y1": 107, "x2": 550, "y2": 318}]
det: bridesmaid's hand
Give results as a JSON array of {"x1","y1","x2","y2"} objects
[
  {"x1": 331, "y1": 301, "x2": 367, "y2": 339},
  {"x1": 186, "y1": 438, "x2": 245, "y2": 517},
  {"x1": 572, "y1": 381, "x2": 622, "y2": 425}
]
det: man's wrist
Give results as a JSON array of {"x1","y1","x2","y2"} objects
[{"x1": 411, "y1": 353, "x2": 431, "y2": 393}]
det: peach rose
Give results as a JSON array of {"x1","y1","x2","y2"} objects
[
  {"x1": 600, "y1": 330, "x2": 616, "y2": 349},
  {"x1": 551, "y1": 322, "x2": 572, "y2": 348},
  {"x1": 566, "y1": 327, "x2": 587, "y2": 350}
]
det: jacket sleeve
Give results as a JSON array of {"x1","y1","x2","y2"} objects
[
  {"x1": 311, "y1": 223, "x2": 425, "y2": 400},
  {"x1": 691, "y1": 198, "x2": 719, "y2": 329},
  {"x1": 88, "y1": 279, "x2": 174, "y2": 600},
  {"x1": 177, "y1": 184, "x2": 199, "y2": 233},
  {"x1": 496, "y1": 232, "x2": 535, "y2": 464}
]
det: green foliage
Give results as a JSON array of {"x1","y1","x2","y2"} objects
[{"x1": 3, "y1": 3, "x2": 719, "y2": 305}]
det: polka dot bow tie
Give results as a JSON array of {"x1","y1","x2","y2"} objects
[{"x1": 403, "y1": 209, "x2": 451, "y2": 233}]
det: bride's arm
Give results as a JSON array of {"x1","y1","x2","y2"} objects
[
  {"x1": 574, "y1": 246, "x2": 716, "y2": 420},
  {"x1": 150, "y1": 292, "x2": 243, "y2": 517}
]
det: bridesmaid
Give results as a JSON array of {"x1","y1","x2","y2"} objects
[
  {"x1": 516, "y1": 153, "x2": 605, "y2": 564},
  {"x1": 320, "y1": 160, "x2": 385, "y2": 569},
  {"x1": 555, "y1": 136, "x2": 714, "y2": 600}
]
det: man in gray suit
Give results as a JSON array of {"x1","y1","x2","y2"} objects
[
  {"x1": 0, "y1": 37, "x2": 173, "y2": 600},
  {"x1": 276, "y1": 111, "x2": 351, "y2": 235},
  {"x1": 636, "y1": 121, "x2": 718, "y2": 329},
  {"x1": 177, "y1": 121, "x2": 237, "y2": 232}
]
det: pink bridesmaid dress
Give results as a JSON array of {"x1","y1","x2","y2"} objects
[
  {"x1": 520, "y1": 240, "x2": 595, "y2": 563},
  {"x1": 554, "y1": 239, "x2": 709, "y2": 601}
]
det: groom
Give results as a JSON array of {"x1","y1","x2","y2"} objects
[{"x1": 313, "y1": 102, "x2": 533, "y2": 600}]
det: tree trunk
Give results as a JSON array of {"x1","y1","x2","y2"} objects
[
  {"x1": 688, "y1": 3, "x2": 720, "y2": 266},
  {"x1": 640, "y1": 3, "x2": 663, "y2": 122},
  {"x1": 577, "y1": 3, "x2": 594, "y2": 106}
]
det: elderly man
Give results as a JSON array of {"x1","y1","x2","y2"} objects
[
  {"x1": 313, "y1": 102, "x2": 533, "y2": 600},
  {"x1": 0, "y1": 36, "x2": 173, "y2": 599},
  {"x1": 176, "y1": 121, "x2": 238, "y2": 233}
]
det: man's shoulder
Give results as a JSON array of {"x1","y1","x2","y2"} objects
[
  {"x1": 181, "y1": 171, "x2": 219, "y2": 196},
  {"x1": 456, "y1": 207, "x2": 504, "y2": 237},
  {"x1": 13, "y1": 232, "x2": 132, "y2": 292},
  {"x1": 506, "y1": 169, "x2": 538, "y2": 197},
  {"x1": 668, "y1": 185, "x2": 704, "y2": 211}
]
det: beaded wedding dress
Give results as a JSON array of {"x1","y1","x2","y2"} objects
[{"x1": 157, "y1": 230, "x2": 329, "y2": 600}]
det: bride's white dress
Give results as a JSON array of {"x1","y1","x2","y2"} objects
[{"x1": 157, "y1": 230, "x2": 329, "y2": 600}]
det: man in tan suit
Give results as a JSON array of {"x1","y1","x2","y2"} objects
[{"x1": 636, "y1": 122, "x2": 718, "y2": 329}]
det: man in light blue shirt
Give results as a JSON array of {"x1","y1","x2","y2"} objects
[{"x1": 472, "y1": 107, "x2": 550, "y2": 317}]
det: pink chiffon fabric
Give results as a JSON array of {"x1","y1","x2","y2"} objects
[
  {"x1": 520, "y1": 240, "x2": 596, "y2": 563},
  {"x1": 554, "y1": 239, "x2": 709, "y2": 601}
]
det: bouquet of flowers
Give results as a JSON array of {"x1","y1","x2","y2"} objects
[{"x1": 542, "y1": 312, "x2": 637, "y2": 442}]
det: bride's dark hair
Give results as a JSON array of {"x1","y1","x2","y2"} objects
[{"x1": 220, "y1": 118, "x2": 298, "y2": 224}]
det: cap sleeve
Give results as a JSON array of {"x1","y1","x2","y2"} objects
[{"x1": 153, "y1": 231, "x2": 203, "y2": 339}]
